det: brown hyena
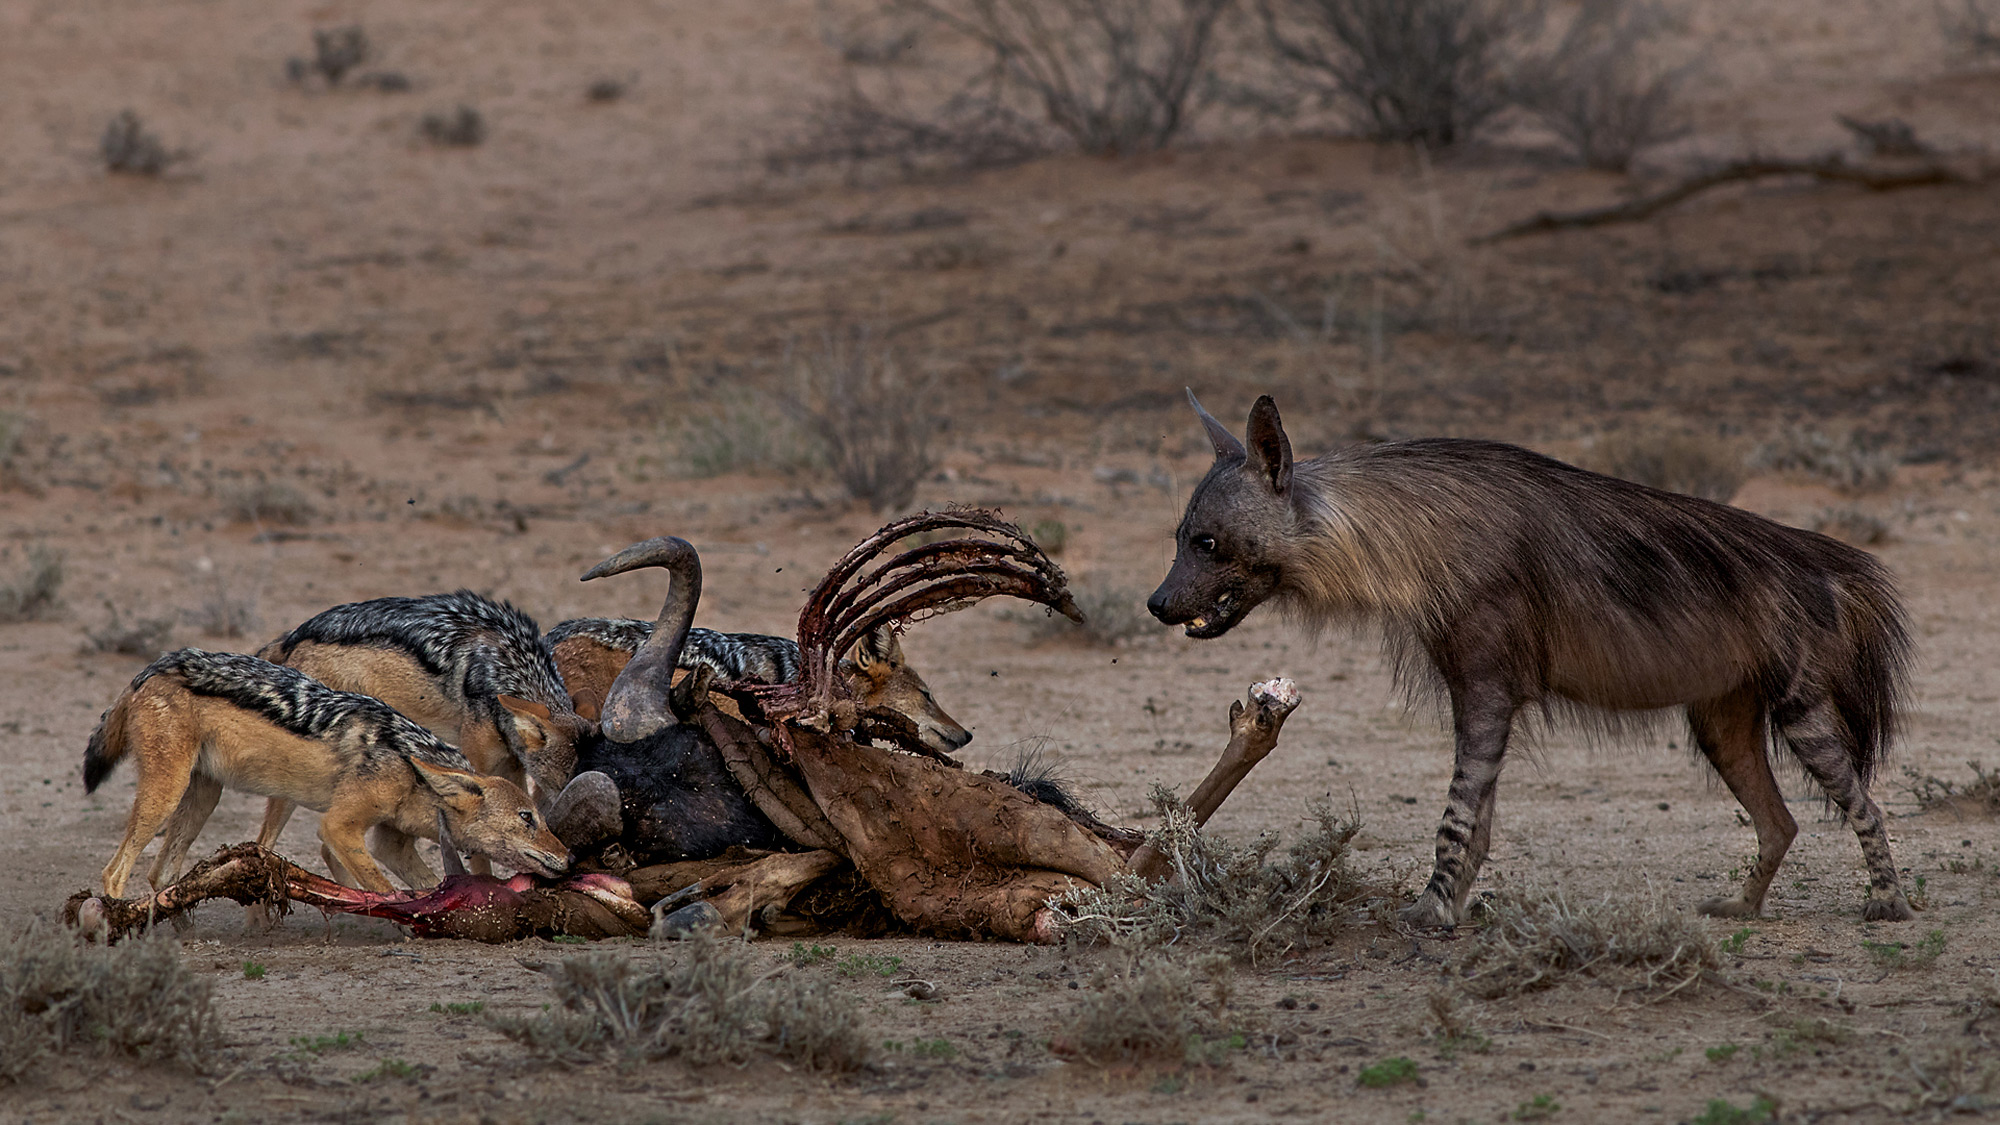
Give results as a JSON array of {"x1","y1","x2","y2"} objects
[{"x1": 1148, "y1": 392, "x2": 1915, "y2": 926}]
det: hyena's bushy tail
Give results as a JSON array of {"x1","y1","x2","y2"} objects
[
  {"x1": 82, "y1": 656, "x2": 178, "y2": 792},
  {"x1": 1822, "y1": 569, "x2": 1914, "y2": 790}
]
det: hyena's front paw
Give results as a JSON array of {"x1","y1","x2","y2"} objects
[
  {"x1": 1697, "y1": 896, "x2": 1763, "y2": 920},
  {"x1": 1398, "y1": 893, "x2": 1458, "y2": 930},
  {"x1": 1862, "y1": 894, "x2": 1916, "y2": 922}
]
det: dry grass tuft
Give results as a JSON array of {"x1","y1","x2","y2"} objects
[
  {"x1": 100, "y1": 111, "x2": 180, "y2": 176},
  {"x1": 790, "y1": 327, "x2": 941, "y2": 512},
  {"x1": 1941, "y1": 0, "x2": 2000, "y2": 55},
  {"x1": 1055, "y1": 788, "x2": 1370, "y2": 962},
  {"x1": 222, "y1": 479, "x2": 317, "y2": 526},
  {"x1": 83, "y1": 602, "x2": 174, "y2": 656},
  {"x1": 1589, "y1": 429, "x2": 1744, "y2": 502},
  {"x1": 421, "y1": 106, "x2": 487, "y2": 147},
  {"x1": 1058, "y1": 947, "x2": 1230, "y2": 1063},
  {"x1": 494, "y1": 937, "x2": 871, "y2": 1072},
  {"x1": 1750, "y1": 427, "x2": 1897, "y2": 492},
  {"x1": 183, "y1": 567, "x2": 260, "y2": 639},
  {"x1": 0, "y1": 546, "x2": 64, "y2": 624},
  {"x1": 0, "y1": 922, "x2": 220, "y2": 1084},
  {"x1": 671, "y1": 390, "x2": 822, "y2": 479},
  {"x1": 1452, "y1": 888, "x2": 1719, "y2": 1000}
]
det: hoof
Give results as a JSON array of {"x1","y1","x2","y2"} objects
[
  {"x1": 1698, "y1": 897, "x2": 1763, "y2": 919},
  {"x1": 549, "y1": 771, "x2": 622, "y2": 850},
  {"x1": 1398, "y1": 895, "x2": 1457, "y2": 930},
  {"x1": 1862, "y1": 895, "x2": 1916, "y2": 922},
  {"x1": 74, "y1": 898, "x2": 109, "y2": 943},
  {"x1": 1028, "y1": 907, "x2": 1062, "y2": 945},
  {"x1": 651, "y1": 901, "x2": 723, "y2": 941}
]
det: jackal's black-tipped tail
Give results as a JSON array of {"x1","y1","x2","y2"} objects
[{"x1": 82, "y1": 702, "x2": 129, "y2": 793}]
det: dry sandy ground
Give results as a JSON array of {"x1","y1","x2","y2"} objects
[{"x1": 2, "y1": 2, "x2": 1998, "y2": 1123}]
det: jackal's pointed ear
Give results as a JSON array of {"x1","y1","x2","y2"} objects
[
  {"x1": 498, "y1": 695, "x2": 552, "y2": 723},
  {"x1": 1245, "y1": 394, "x2": 1293, "y2": 495},
  {"x1": 411, "y1": 758, "x2": 486, "y2": 800},
  {"x1": 1188, "y1": 389, "x2": 1246, "y2": 463}
]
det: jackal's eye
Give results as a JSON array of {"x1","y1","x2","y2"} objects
[
  {"x1": 1192, "y1": 534, "x2": 1217, "y2": 554},
  {"x1": 519, "y1": 809, "x2": 535, "y2": 829}
]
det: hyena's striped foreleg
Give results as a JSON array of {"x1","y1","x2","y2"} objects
[
  {"x1": 1777, "y1": 695, "x2": 1914, "y2": 921},
  {"x1": 1689, "y1": 687, "x2": 1795, "y2": 918},
  {"x1": 1402, "y1": 684, "x2": 1517, "y2": 928}
]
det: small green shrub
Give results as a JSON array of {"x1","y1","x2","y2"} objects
[
  {"x1": 835, "y1": 952, "x2": 903, "y2": 979},
  {"x1": 1705, "y1": 1043, "x2": 1738, "y2": 1063},
  {"x1": 1513, "y1": 1093, "x2": 1560, "y2": 1120},
  {"x1": 429, "y1": 1000, "x2": 483, "y2": 1015},
  {"x1": 242, "y1": 961, "x2": 266, "y2": 981},
  {"x1": 1690, "y1": 1095, "x2": 1778, "y2": 1125},
  {"x1": 1863, "y1": 929, "x2": 1945, "y2": 971},
  {"x1": 1357, "y1": 1055, "x2": 1420, "y2": 1088}
]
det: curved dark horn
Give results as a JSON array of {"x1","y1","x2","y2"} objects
[
  {"x1": 584, "y1": 536, "x2": 702, "y2": 744},
  {"x1": 1187, "y1": 388, "x2": 1246, "y2": 463}
]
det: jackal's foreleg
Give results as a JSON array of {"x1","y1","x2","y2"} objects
[{"x1": 1402, "y1": 684, "x2": 1517, "y2": 929}]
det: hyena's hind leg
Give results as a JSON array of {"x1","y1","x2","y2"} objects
[
  {"x1": 1401, "y1": 680, "x2": 1519, "y2": 929},
  {"x1": 1777, "y1": 695, "x2": 1914, "y2": 921},
  {"x1": 1688, "y1": 687, "x2": 1795, "y2": 919}
]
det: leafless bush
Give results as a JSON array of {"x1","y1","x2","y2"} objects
[
  {"x1": 1751, "y1": 427, "x2": 1897, "y2": 492},
  {"x1": 1810, "y1": 508, "x2": 1890, "y2": 547},
  {"x1": 1509, "y1": 0, "x2": 1690, "y2": 171},
  {"x1": 1451, "y1": 888, "x2": 1718, "y2": 999},
  {"x1": 820, "y1": 0, "x2": 928, "y2": 64},
  {"x1": 1055, "y1": 788, "x2": 1369, "y2": 962},
  {"x1": 1839, "y1": 114, "x2": 1926, "y2": 158},
  {"x1": 100, "y1": 111, "x2": 181, "y2": 176},
  {"x1": 1257, "y1": 0, "x2": 1540, "y2": 146},
  {"x1": 777, "y1": 0, "x2": 1232, "y2": 172},
  {"x1": 1588, "y1": 429, "x2": 1744, "y2": 502},
  {"x1": 790, "y1": 328, "x2": 941, "y2": 512},
  {"x1": 585, "y1": 78, "x2": 629, "y2": 103},
  {"x1": 1010, "y1": 577, "x2": 1154, "y2": 645},
  {"x1": 0, "y1": 922, "x2": 220, "y2": 1084},
  {"x1": 1901, "y1": 761, "x2": 2000, "y2": 816},
  {"x1": 223, "y1": 479, "x2": 317, "y2": 525},
  {"x1": 1940, "y1": 0, "x2": 2000, "y2": 55},
  {"x1": 0, "y1": 546, "x2": 64, "y2": 624},
  {"x1": 84, "y1": 602, "x2": 174, "y2": 656},
  {"x1": 421, "y1": 106, "x2": 487, "y2": 147},
  {"x1": 1058, "y1": 946, "x2": 1230, "y2": 1063}
]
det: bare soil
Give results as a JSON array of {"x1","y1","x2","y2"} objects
[{"x1": 2, "y1": 3, "x2": 1997, "y2": 1123}]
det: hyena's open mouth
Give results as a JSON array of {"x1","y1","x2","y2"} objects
[{"x1": 1183, "y1": 592, "x2": 1245, "y2": 639}]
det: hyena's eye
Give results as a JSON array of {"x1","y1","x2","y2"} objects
[{"x1": 1192, "y1": 534, "x2": 1217, "y2": 554}]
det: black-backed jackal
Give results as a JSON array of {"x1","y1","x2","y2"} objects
[
  {"x1": 1150, "y1": 393, "x2": 1915, "y2": 926},
  {"x1": 256, "y1": 590, "x2": 592, "y2": 850},
  {"x1": 544, "y1": 619, "x2": 973, "y2": 754},
  {"x1": 84, "y1": 648, "x2": 568, "y2": 896}
]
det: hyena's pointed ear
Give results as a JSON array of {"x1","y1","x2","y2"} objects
[
  {"x1": 1245, "y1": 394, "x2": 1293, "y2": 495},
  {"x1": 1188, "y1": 388, "x2": 1247, "y2": 463},
  {"x1": 410, "y1": 758, "x2": 487, "y2": 801}
]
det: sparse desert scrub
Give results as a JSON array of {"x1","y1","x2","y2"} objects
[
  {"x1": 1901, "y1": 761, "x2": 2000, "y2": 816},
  {"x1": 1053, "y1": 946, "x2": 1232, "y2": 1063},
  {"x1": 789, "y1": 327, "x2": 942, "y2": 512},
  {"x1": 0, "y1": 922, "x2": 220, "y2": 1083},
  {"x1": 100, "y1": 111, "x2": 181, "y2": 175},
  {"x1": 1256, "y1": 0, "x2": 1541, "y2": 146},
  {"x1": 222, "y1": 478, "x2": 317, "y2": 525},
  {"x1": 287, "y1": 25, "x2": 370, "y2": 85},
  {"x1": 1588, "y1": 428, "x2": 1744, "y2": 502},
  {"x1": 1451, "y1": 887, "x2": 1720, "y2": 999},
  {"x1": 1507, "y1": 0, "x2": 1691, "y2": 171},
  {"x1": 83, "y1": 602, "x2": 175, "y2": 656},
  {"x1": 1054, "y1": 788, "x2": 1370, "y2": 962},
  {"x1": 777, "y1": 0, "x2": 1233, "y2": 173},
  {"x1": 1810, "y1": 507, "x2": 1890, "y2": 546},
  {"x1": 184, "y1": 566, "x2": 260, "y2": 639},
  {"x1": 492, "y1": 937, "x2": 871, "y2": 1072},
  {"x1": 669, "y1": 389, "x2": 822, "y2": 479},
  {"x1": 421, "y1": 106, "x2": 487, "y2": 147},
  {"x1": 1751, "y1": 427, "x2": 1897, "y2": 492},
  {"x1": 0, "y1": 546, "x2": 64, "y2": 624},
  {"x1": 1940, "y1": 0, "x2": 2000, "y2": 54},
  {"x1": 1007, "y1": 576, "x2": 1153, "y2": 645}
]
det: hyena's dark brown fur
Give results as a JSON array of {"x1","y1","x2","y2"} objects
[{"x1": 1149, "y1": 393, "x2": 1915, "y2": 926}]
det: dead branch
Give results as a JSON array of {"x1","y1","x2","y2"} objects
[{"x1": 1474, "y1": 156, "x2": 1968, "y2": 244}]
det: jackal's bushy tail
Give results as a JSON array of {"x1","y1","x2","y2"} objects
[{"x1": 83, "y1": 696, "x2": 133, "y2": 793}]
